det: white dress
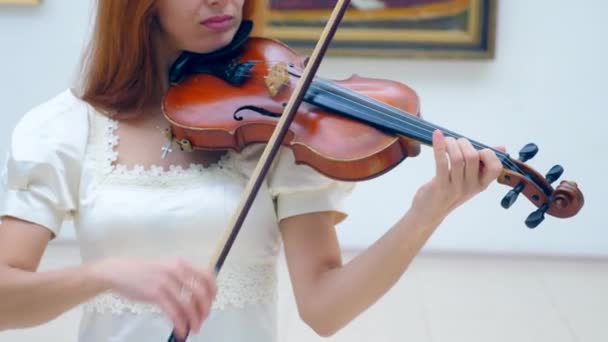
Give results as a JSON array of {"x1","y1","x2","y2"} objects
[{"x1": 0, "y1": 89, "x2": 354, "y2": 341}]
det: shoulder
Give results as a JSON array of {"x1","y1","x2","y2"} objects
[
  {"x1": 10, "y1": 89, "x2": 91, "y2": 162},
  {"x1": 231, "y1": 143, "x2": 355, "y2": 191},
  {"x1": 1, "y1": 89, "x2": 93, "y2": 234},
  {"x1": 231, "y1": 144, "x2": 355, "y2": 223},
  {"x1": 13, "y1": 88, "x2": 90, "y2": 139}
]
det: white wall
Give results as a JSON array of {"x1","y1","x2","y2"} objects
[{"x1": 1, "y1": 0, "x2": 606, "y2": 258}]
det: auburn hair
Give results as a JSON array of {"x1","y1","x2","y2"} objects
[{"x1": 79, "y1": 0, "x2": 265, "y2": 117}]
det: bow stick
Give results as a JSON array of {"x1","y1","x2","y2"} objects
[{"x1": 167, "y1": 1, "x2": 352, "y2": 341}]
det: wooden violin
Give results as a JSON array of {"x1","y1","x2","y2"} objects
[
  {"x1": 164, "y1": 1, "x2": 583, "y2": 341},
  {"x1": 163, "y1": 21, "x2": 583, "y2": 228}
]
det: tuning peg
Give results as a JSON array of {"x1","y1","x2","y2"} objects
[
  {"x1": 545, "y1": 165, "x2": 564, "y2": 184},
  {"x1": 518, "y1": 143, "x2": 539, "y2": 162},
  {"x1": 501, "y1": 182, "x2": 525, "y2": 209},
  {"x1": 525, "y1": 203, "x2": 549, "y2": 228}
]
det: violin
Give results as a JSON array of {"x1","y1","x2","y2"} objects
[
  {"x1": 163, "y1": 2, "x2": 583, "y2": 341},
  {"x1": 163, "y1": 20, "x2": 584, "y2": 226}
]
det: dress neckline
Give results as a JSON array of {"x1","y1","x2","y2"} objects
[{"x1": 87, "y1": 105, "x2": 241, "y2": 188}]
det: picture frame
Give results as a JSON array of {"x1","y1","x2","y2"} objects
[
  {"x1": 262, "y1": 0, "x2": 497, "y2": 59},
  {"x1": 0, "y1": 0, "x2": 40, "y2": 4}
]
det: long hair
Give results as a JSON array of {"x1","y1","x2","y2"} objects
[{"x1": 78, "y1": 0, "x2": 265, "y2": 117}]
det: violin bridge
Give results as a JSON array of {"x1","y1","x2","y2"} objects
[{"x1": 264, "y1": 61, "x2": 290, "y2": 97}]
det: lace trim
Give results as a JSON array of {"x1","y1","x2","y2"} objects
[
  {"x1": 83, "y1": 262, "x2": 277, "y2": 315},
  {"x1": 91, "y1": 113, "x2": 242, "y2": 187}
]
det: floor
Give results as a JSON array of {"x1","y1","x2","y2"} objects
[{"x1": 1, "y1": 244, "x2": 606, "y2": 342}]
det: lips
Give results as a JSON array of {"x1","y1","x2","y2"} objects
[
  {"x1": 201, "y1": 14, "x2": 234, "y2": 30},
  {"x1": 202, "y1": 15, "x2": 233, "y2": 25}
]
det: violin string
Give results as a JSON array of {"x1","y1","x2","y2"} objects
[
  {"x1": 228, "y1": 63, "x2": 523, "y2": 173},
  {"x1": 232, "y1": 66, "x2": 523, "y2": 173},
  {"x1": 314, "y1": 78, "x2": 487, "y2": 148},
  {"x1": 233, "y1": 65, "x2": 516, "y2": 162},
  {"x1": 232, "y1": 63, "x2": 477, "y2": 146},
  {"x1": 310, "y1": 78, "x2": 525, "y2": 174},
  {"x1": 240, "y1": 72, "x2": 523, "y2": 174}
]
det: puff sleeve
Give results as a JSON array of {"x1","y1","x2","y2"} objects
[
  {"x1": 266, "y1": 146, "x2": 356, "y2": 224},
  {"x1": 0, "y1": 90, "x2": 89, "y2": 237}
]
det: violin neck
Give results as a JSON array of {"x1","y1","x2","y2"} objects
[{"x1": 305, "y1": 79, "x2": 514, "y2": 171}]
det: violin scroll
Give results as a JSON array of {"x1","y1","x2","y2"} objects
[
  {"x1": 552, "y1": 180, "x2": 584, "y2": 215},
  {"x1": 497, "y1": 143, "x2": 584, "y2": 228}
]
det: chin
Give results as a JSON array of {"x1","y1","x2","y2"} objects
[{"x1": 187, "y1": 28, "x2": 240, "y2": 54}]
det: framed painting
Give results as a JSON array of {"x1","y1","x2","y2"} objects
[{"x1": 261, "y1": 0, "x2": 497, "y2": 59}]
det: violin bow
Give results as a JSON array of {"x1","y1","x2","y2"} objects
[{"x1": 166, "y1": 1, "x2": 352, "y2": 341}]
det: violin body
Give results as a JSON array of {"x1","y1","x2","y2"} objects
[{"x1": 163, "y1": 37, "x2": 422, "y2": 181}]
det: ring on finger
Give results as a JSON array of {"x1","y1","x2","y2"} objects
[{"x1": 179, "y1": 277, "x2": 197, "y2": 302}]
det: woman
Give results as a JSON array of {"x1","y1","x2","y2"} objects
[{"x1": 0, "y1": 0, "x2": 503, "y2": 341}]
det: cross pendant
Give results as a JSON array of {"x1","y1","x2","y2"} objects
[{"x1": 161, "y1": 141, "x2": 173, "y2": 159}]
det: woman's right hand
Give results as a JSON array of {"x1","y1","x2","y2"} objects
[{"x1": 88, "y1": 256, "x2": 217, "y2": 339}]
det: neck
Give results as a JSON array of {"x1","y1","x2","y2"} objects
[{"x1": 155, "y1": 33, "x2": 182, "y2": 93}]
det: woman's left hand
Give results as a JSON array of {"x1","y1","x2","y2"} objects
[{"x1": 409, "y1": 129, "x2": 504, "y2": 226}]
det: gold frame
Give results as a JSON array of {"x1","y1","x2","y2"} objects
[
  {"x1": 0, "y1": 0, "x2": 40, "y2": 4},
  {"x1": 262, "y1": 0, "x2": 497, "y2": 59}
]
